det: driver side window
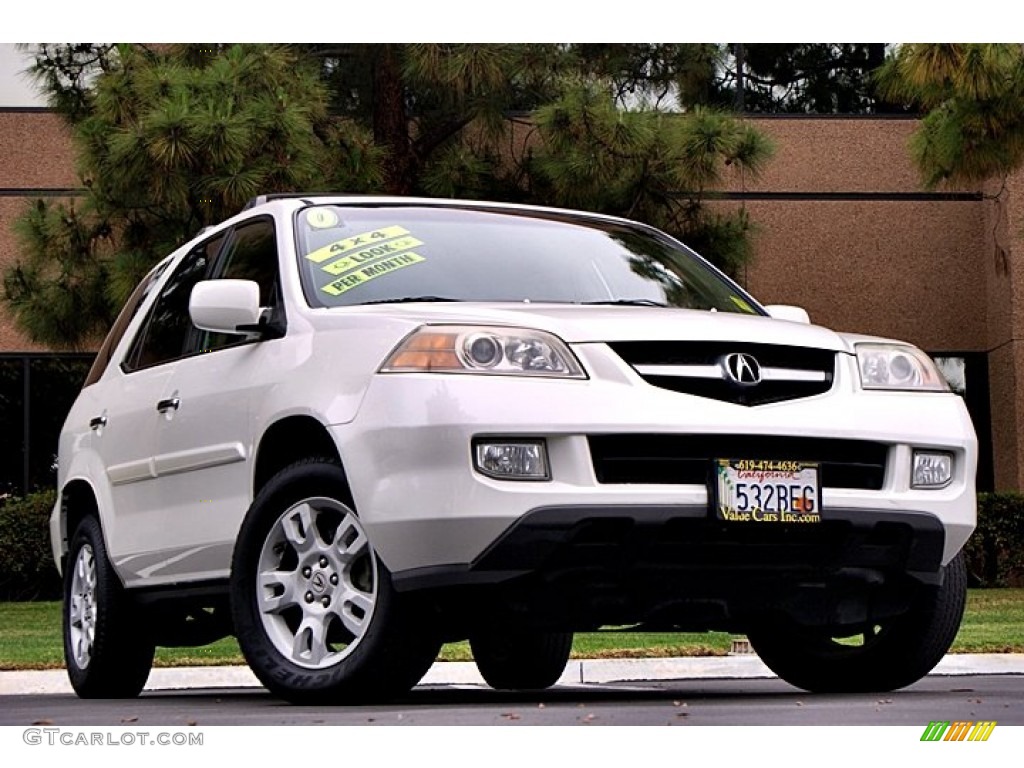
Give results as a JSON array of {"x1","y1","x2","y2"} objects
[
  {"x1": 191, "y1": 217, "x2": 282, "y2": 354},
  {"x1": 122, "y1": 234, "x2": 225, "y2": 372}
]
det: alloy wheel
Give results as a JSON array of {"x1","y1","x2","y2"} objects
[
  {"x1": 68, "y1": 543, "x2": 98, "y2": 669},
  {"x1": 256, "y1": 497, "x2": 377, "y2": 669}
]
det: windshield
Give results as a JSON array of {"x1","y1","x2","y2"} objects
[{"x1": 294, "y1": 205, "x2": 763, "y2": 314}]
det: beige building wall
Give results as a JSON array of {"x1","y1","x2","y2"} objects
[
  {"x1": 736, "y1": 198, "x2": 987, "y2": 350},
  {"x1": 989, "y1": 171, "x2": 1024, "y2": 489},
  {"x1": 0, "y1": 109, "x2": 1019, "y2": 488},
  {"x1": 0, "y1": 111, "x2": 78, "y2": 188},
  {"x1": 741, "y1": 118, "x2": 930, "y2": 193},
  {"x1": 733, "y1": 117, "x2": 988, "y2": 350},
  {"x1": 0, "y1": 109, "x2": 79, "y2": 351}
]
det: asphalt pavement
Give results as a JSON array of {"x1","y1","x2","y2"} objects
[{"x1": 3, "y1": 653, "x2": 1023, "y2": 695}]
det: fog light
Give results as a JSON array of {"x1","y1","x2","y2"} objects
[
  {"x1": 912, "y1": 451, "x2": 953, "y2": 489},
  {"x1": 474, "y1": 440, "x2": 550, "y2": 480}
]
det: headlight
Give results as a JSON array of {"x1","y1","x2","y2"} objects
[
  {"x1": 855, "y1": 343, "x2": 948, "y2": 391},
  {"x1": 380, "y1": 326, "x2": 586, "y2": 378}
]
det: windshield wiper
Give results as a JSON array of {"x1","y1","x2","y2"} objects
[
  {"x1": 354, "y1": 296, "x2": 461, "y2": 306},
  {"x1": 580, "y1": 299, "x2": 669, "y2": 307}
]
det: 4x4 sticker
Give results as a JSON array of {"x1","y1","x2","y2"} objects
[
  {"x1": 322, "y1": 235, "x2": 424, "y2": 275},
  {"x1": 321, "y1": 252, "x2": 426, "y2": 296},
  {"x1": 305, "y1": 225, "x2": 411, "y2": 263}
]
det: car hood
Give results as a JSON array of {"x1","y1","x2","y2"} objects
[{"x1": 328, "y1": 303, "x2": 854, "y2": 352}]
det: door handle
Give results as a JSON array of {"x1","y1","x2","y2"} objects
[
  {"x1": 156, "y1": 397, "x2": 181, "y2": 413},
  {"x1": 89, "y1": 415, "x2": 107, "y2": 430}
]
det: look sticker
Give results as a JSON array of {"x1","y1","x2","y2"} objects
[
  {"x1": 322, "y1": 236, "x2": 424, "y2": 275},
  {"x1": 306, "y1": 209, "x2": 340, "y2": 229},
  {"x1": 321, "y1": 252, "x2": 426, "y2": 296}
]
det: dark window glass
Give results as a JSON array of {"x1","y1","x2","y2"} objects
[
  {"x1": 0, "y1": 358, "x2": 26, "y2": 495},
  {"x1": 83, "y1": 260, "x2": 171, "y2": 388},
  {"x1": 219, "y1": 218, "x2": 279, "y2": 306},
  {"x1": 29, "y1": 357, "x2": 93, "y2": 490},
  {"x1": 0, "y1": 354, "x2": 93, "y2": 495},
  {"x1": 123, "y1": 235, "x2": 224, "y2": 371}
]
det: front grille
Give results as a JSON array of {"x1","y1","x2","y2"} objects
[
  {"x1": 589, "y1": 434, "x2": 887, "y2": 490},
  {"x1": 609, "y1": 341, "x2": 836, "y2": 405}
]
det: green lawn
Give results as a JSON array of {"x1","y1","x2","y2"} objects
[{"x1": 2, "y1": 589, "x2": 1021, "y2": 670}]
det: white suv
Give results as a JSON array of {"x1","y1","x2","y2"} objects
[{"x1": 52, "y1": 196, "x2": 977, "y2": 703}]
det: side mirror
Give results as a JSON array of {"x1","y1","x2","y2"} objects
[
  {"x1": 190, "y1": 280, "x2": 261, "y2": 335},
  {"x1": 764, "y1": 304, "x2": 811, "y2": 324}
]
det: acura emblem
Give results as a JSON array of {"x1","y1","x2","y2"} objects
[{"x1": 723, "y1": 353, "x2": 762, "y2": 385}]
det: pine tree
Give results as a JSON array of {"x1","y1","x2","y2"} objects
[
  {"x1": 5, "y1": 44, "x2": 380, "y2": 348},
  {"x1": 5, "y1": 43, "x2": 773, "y2": 349},
  {"x1": 876, "y1": 44, "x2": 1024, "y2": 187}
]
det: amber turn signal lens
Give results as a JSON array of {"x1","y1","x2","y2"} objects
[{"x1": 383, "y1": 332, "x2": 461, "y2": 370}]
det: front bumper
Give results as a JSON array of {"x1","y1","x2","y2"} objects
[
  {"x1": 394, "y1": 504, "x2": 947, "y2": 590},
  {"x1": 335, "y1": 347, "x2": 976, "y2": 581},
  {"x1": 393, "y1": 504, "x2": 948, "y2": 632}
]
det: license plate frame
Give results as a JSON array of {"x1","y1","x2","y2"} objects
[{"x1": 712, "y1": 458, "x2": 822, "y2": 524}]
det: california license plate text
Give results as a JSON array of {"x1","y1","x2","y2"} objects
[{"x1": 715, "y1": 459, "x2": 821, "y2": 523}]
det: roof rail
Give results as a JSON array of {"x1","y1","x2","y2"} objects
[{"x1": 241, "y1": 192, "x2": 347, "y2": 211}]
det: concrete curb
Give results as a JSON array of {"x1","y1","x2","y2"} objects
[{"x1": 2, "y1": 654, "x2": 1022, "y2": 696}]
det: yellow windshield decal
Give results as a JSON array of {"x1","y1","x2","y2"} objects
[
  {"x1": 321, "y1": 253, "x2": 426, "y2": 296},
  {"x1": 730, "y1": 295, "x2": 755, "y2": 313},
  {"x1": 305, "y1": 225, "x2": 411, "y2": 264},
  {"x1": 322, "y1": 236, "x2": 424, "y2": 275}
]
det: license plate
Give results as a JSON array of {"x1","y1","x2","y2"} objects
[{"x1": 714, "y1": 459, "x2": 821, "y2": 523}]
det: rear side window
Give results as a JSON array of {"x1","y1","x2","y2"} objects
[{"x1": 82, "y1": 260, "x2": 170, "y2": 388}]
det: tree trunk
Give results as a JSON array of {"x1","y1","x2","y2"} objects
[
  {"x1": 372, "y1": 45, "x2": 414, "y2": 194},
  {"x1": 733, "y1": 43, "x2": 745, "y2": 113}
]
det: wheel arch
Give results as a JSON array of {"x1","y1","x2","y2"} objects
[
  {"x1": 57, "y1": 478, "x2": 103, "y2": 575},
  {"x1": 252, "y1": 415, "x2": 350, "y2": 503}
]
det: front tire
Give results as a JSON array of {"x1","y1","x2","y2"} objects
[
  {"x1": 231, "y1": 460, "x2": 441, "y2": 704},
  {"x1": 471, "y1": 629, "x2": 573, "y2": 690},
  {"x1": 748, "y1": 552, "x2": 967, "y2": 693},
  {"x1": 63, "y1": 516, "x2": 155, "y2": 698}
]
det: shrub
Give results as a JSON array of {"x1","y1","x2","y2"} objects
[
  {"x1": 964, "y1": 492, "x2": 1024, "y2": 587},
  {"x1": 1, "y1": 489, "x2": 1021, "y2": 598},
  {"x1": 0, "y1": 490, "x2": 61, "y2": 600}
]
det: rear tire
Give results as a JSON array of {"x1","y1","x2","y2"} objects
[
  {"x1": 748, "y1": 552, "x2": 967, "y2": 693},
  {"x1": 471, "y1": 629, "x2": 573, "y2": 690},
  {"x1": 63, "y1": 516, "x2": 155, "y2": 698}
]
